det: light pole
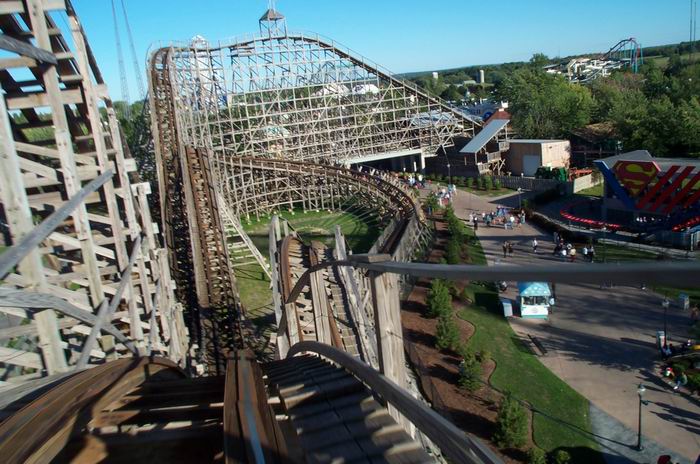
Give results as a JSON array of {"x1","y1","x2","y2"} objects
[
  {"x1": 446, "y1": 163, "x2": 452, "y2": 188},
  {"x1": 517, "y1": 187, "x2": 523, "y2": 210},
  {"x1": 662, "y1": 297, "x2": 670, "y2": 348},
  {"x1": 636, "y1": 383, "x2": 649, "y2": 451},
  {"x1": 601, "y1": 227, "x2": 608, "y2": 263}
]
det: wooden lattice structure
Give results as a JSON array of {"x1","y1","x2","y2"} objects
[{"x1": 0, "y1": 0, "x2": 188, "y2": 384}]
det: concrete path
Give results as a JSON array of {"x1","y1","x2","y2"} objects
[{"x1": 448, "y1": 188, "x2": 700, "y2": 463}]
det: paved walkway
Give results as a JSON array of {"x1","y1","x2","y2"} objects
[{"x1": 448, "y1": 188, "x2": 700, "y2": 464}]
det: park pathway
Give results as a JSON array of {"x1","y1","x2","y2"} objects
[{"x1": 446, "y1": 188, "x2": 699, "y2": 464}]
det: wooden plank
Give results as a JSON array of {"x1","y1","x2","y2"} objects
[
  {"x1": 5, "y1": 88, "x2": 83, "y2": 110},
  {"x1": 0, "y1": 318, "x2": 75, "y2": 340},
  {"x1": 0, "y1": 346, "x2": 42, "y2": 369},
  {"x1": 369, "y1": 270, "x2": 409, "y2": 430},
  {"x1": 0, "y1": 89, "x2": 67, "y2": 374},
  {"x1": 76, "y1": 235, "x2": 144, "y2": 369},
  {"x1": 0, "y1": 34, "x2": 57, "y2": 64},
  {"x1": 0, "y1": 57, "x2": 37, "y2": 69},
  {"x1": 16, "y1": 142, "x2": 96, "y2": 165},
  {"x1": 0, "y1": 170, "x2": 113, "y2": 279}
]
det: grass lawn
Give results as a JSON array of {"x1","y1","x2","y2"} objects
[
  {"x1": 593, "y1": 243, "x2": 659, "y2": 263},
  {"x1": 457, "y1": 186, "x2": 514, "y2": 197},
  {"x1": 236, "y1": 209, "x2": 382, "y2": 320},
  {"x1": 458, "y1": 229, "x2": 603, "y2": 461},
  {"x1": 576, "y1": 183, "x2": 604, "y2": 197}
]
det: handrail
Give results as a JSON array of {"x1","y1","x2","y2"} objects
[
  {"x1": 283, "y1": 258, "x2": 700, "y2": 306},
  {"x1": 287, "y1": 341, "x2": 502, "y2": 464}
]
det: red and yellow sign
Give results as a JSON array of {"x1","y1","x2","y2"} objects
[{"x1": 613, "y1": 160, "x2": 660, "y2": 197}]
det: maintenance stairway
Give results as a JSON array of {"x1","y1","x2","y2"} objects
[{"x1": 265, "y1": 354, "x2": 431, "y2": 463}]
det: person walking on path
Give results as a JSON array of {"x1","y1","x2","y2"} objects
[
  {"x1": 508, "y1": 242, "x2": 514, "y2": 256},
  {"x1": 582, "y1": 246, "x2": 588, "y2": 261},
  {"x1": 589, "y1": 245, "x2": 595, "y2": 262},
  {"x1": 532, "y1": 238, "x2": 538, "y2": 254},
  {"x1": 502, "y1": 241, "x2": 508, "y2": 258},
  {"x1": 569, "y1": 247, "x2": 577, "y2": 262}
]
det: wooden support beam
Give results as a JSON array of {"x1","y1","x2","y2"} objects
[
  {"x1": 369, "y1": 269, "x2": 410, "y2": 433},
  {"x1": 0, "y1": 34, "x2": 57, "y2": 64}
]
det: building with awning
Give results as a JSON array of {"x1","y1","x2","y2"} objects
[{"x1": 517, "y1": 282, "x2": 551, "y2": 319}]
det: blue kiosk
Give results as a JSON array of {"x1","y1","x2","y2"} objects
[{"x1": 517, "y1": 282, "x2": 552, "y2": 319}]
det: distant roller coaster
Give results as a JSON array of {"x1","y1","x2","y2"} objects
[{"x1": 546, "y1": 37, "x2": 643, "y2": 83}]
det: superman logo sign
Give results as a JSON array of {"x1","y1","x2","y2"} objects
[{"x1": 613, "y1": 161, "x2": 660, "y2": 197}]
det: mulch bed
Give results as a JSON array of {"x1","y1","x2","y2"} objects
[{"x1": 401, "y1": 217, "x2": 533, "y2": 463}]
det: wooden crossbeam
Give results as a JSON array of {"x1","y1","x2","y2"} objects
[
  {"x1": 0, "y1": 34, "x2": 57, "y2": 65},
  {"x1": 0, "y1": 170, "x2": 113, "y2": 279}
]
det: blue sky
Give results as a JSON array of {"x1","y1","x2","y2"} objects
[{"x1": 71, "y1": 0, "x2": 695, "y2": 102}]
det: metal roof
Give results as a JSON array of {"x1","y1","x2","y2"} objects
[
  {"x1": 517, "y1": 282, "x2": 552, "y2": 297},
  {"x1": 460, "y1": 119, "x2": 509, "y2": 154},
  {"x1": 508, "y1": 139, "x2": 568, "y2": 144}
]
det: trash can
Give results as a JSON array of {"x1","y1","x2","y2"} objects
[{"x1": 501, "y1": 298, "x2": 513, "y2": 318}]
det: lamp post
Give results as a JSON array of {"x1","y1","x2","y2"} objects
[
  {"x1": 446, "y1": 163, "x2": 452, "y2": 188},
  {"x1": 517, "y1": 187, "x2": 523, "y2": 210},
  {"x1": 662, "y1": 297, "x2": 670, "y2": 348},
  {"x1": 636, "y1": 383, "x2": 648, "y2": 451},
  {"x1": 601, "y1": 227, "x2": 608, "y2": 263}
]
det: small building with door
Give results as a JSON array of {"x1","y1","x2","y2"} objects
[
  {"x1": 517, "y1": 282, "x2": 552, "y2": 319},
  {"x1": 506, "y1": 139, "x2": 571, "y2": 176}
]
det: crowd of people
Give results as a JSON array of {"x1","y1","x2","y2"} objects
[
  {"x1": 551, "y1": 231, "x2": 596, "y2": 263},
  {"x1": 467, "y1": 208, "x2": 525, "y2": 230}
]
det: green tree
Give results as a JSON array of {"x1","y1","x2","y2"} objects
[
  {"x1": 446, "y1": 237, "x2": 461, "y2": 264},
  {"x1": 435, "y1": 311, "x2": 461, "y2": 352},
  {"x1": 527, "y1": 447, "x2": 547, "y2": 464},
  {"x1": 427, "y1": 279, "x2": 451, "y2": 318},
  {"x1": 499, "y1": 67, "x2": 593, "y2": 138},
  {"x1": 529, "y1": 52, "x2": 551, "y2": 69},
  {"x1": 459, "y1": 357, "x2": 483, "y2": 392},
  {"x1": 441, "y1": 85, "x2": 463, "y2": 102},
  {"x1": 466, "y1": 177, "x2": 475, "y2": 189},
  {"x1": 493, "y1": 392, "x2": 529, "y2": 449},
  {"x1": 551, "y1": 450, "x2": 571, "y2": 464}
]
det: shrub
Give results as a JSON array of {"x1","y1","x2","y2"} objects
[
  {"x1": 424, "y1": 194, "x2": 439, "y2": 214},
  {"x1": 493, "y1": 392, "x2": 528, "y2": 449},
  {"x1": 686, "y1": 373, "x2": 700, "y2": 393},
  {"x1": 477, "y1": 349, "x2": 492, "y2": 363},
  {"x1": 672, "y1": 362, "x2": 689, "y2": 375},
  {"x1": 460, "y1": 287, "x2": 472, "y2": 303},
  {"x1": 427, "y1": 279, "x2": 451, "y2": 318},
  {"x1": 458, "y1": 344, "x2": 476, "y2": 363},
  {"x1": 493, "y1": 179, "x2": 502, "y2": 190},
  {"x1": 459, "y1": 358, "x2": 483, "y2": 392},
  {"x1": 527, "y1": 447, "x2": 547, "y2": 464},
  {"x1": 550, "y1": 450, "x2": 571, "y2": 464},
  {"x1": 466, "y1": 177, "x2": 475, "y2": 189},
  {"x1": 478, "y1": 176, "x2": 486, "y2": 190},
  {"x1": 484, "y1": 176, "x2": 494, "y2": 191},
  {"x1": 446, "y1": 237, "x2": 461, "y2": 264},
  {"x1": 435, "y1": 311, "x2": 461, "y2": 352}
]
